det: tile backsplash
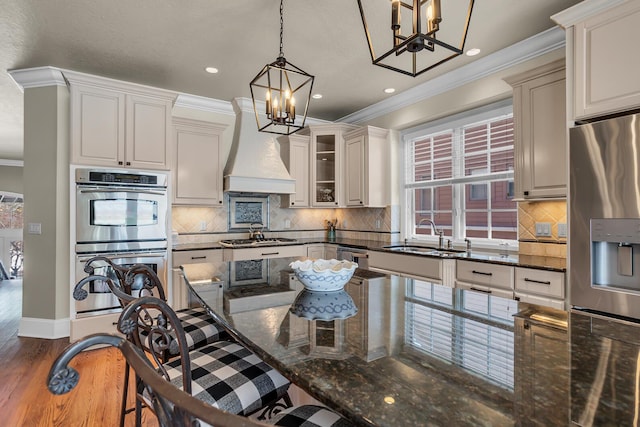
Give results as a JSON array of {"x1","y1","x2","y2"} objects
[
  {"x1": 172, "y1": 194, "x2": 400, "y2": 243},
  {"x1": 518, "y1": 200, "x2": 567, "y2": 257}
]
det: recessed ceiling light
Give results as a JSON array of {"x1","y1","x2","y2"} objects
[
  {"x1": 384, "y1": 88, "x2": 396, "y2": 94},
  {"x1": 312, "y1": 94, "x2": 323, "y2": 99},
  {"x1": 466, "y1": 48, "x2": 481, "y2": 57},
  {"x1": 205, "y1": 67, "x2": 219, "y2": 74}
]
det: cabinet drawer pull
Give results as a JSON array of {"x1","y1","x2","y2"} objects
[
  {"x1": 261, "y1": 252, "x2": 279, "y2": 256},
  {"x1": 191, "y1": 256, "x2": 207, "y2": 260},
  {"x1": 470, "y1": 287, "x2": 492, "y2": 294},
  {"x1": 524, "y1": 277, "x2": 551, "y2": 285},
  {"x1": 472, "y1": 270, "x2": 492, "y2": 276}
]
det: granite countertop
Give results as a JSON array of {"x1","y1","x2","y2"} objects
[
  {"x1": 184, "y1": 265, "x2": 640, "y2": 427},
  {"x1": 173, "y1": 237, "x2": 566, "y2": 272}
]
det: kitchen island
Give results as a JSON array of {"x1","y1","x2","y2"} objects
[{"x1": 181, "y1": 258, "x2": 640, "y2": 426}]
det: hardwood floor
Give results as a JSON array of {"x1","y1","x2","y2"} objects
[{"x1": 0, "y1": 279, "x2": 158, "y2": 426}]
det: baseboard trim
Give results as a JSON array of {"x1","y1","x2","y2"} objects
[{"x1": 19, "y1": 317, "x2": 70, "y2": 339}]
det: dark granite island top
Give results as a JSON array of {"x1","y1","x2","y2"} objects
[{"x1": 182, "y1": 259, "x2": 637, "y2": 426}]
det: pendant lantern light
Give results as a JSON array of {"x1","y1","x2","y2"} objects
[
  {"x1": 357, "y1": 0, "x2": 474, "y2": 77},
  {"x1": 250, "y1": 0, "x2": 315, "y2": 135}
]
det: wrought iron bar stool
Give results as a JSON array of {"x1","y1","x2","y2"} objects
[
  {"x1": 75, "y1": 258, "x2": 233, "y2": 426},
  {"x1": 48, "y1": 331, "x2": 353, "y2": 427}
]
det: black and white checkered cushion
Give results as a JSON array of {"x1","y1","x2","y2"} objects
[
  {"x1": 269, "y1": 405, "x2": 353, "y2": 427},
  {"x1": 176, "y1": 307, "x2": 231, "y2": 349},
  {"x1": 164, "y1": 340, "x2": 291, "y2": 416},
  {"x1": 138, "y1": 307, "x2": 230, "y2": 356}
]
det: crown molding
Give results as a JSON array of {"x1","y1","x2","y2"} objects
[
  {"x1": 339, "y1": 27, "x2": 566, "y2": 125},
  {"x1": 174, "y1": 93, "x2": 235, "y2": 115},
  {"x1": 552, "y1": 0, "x2": 627, "y2": 28},
  {"x1": 8, "y1": 66, "x2": 66, "y2": 92}
]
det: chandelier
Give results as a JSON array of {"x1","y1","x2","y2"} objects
[
  {"x1": 250, "y1": 0, "x2": 315, "y2": 135},
  {"x1": 357, "y1": 0, "x2": 475, "y2": 77}
]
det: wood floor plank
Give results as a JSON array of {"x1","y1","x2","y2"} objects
[{"x1": 0, "y1": 280, "x2": 157, "y2": 426}]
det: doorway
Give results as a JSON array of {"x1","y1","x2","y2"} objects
[{"x1": 0, "y1": 193, "x2": 23, "y2": 279}]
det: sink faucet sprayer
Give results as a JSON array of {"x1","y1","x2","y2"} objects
[{"x1": 418, "y1": 218, "x2": 444, "y2": 249}]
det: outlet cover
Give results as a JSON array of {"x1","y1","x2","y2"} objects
[
  {"x1": 558, "y1": 223, "x2": 567, "y2": 238},
  {"x1": 535, "y1": 222, "x2": 551, "y2": 237},
  {"x1": 199, "y1": 221, "x2": 207, "y2": 231}
]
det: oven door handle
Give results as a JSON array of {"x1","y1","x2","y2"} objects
[
  {"x1": 79, "y1": 187, "x2": 167, "y2": 196},
  {"x1": 77, "y1": 252, "x2": 167, "y2": 262}
]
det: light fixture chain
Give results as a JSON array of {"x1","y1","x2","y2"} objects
[{"x1": 279, "y1": 0, "x2": 284, "y2": 58}]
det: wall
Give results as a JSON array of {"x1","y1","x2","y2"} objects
[
  {"x1": 518, "y1": 200, "x2": 567, "y2": 258},
  {"x1": 0, "y1": 165, "x2": 23, "y2": 194},
  {"x1": 21, "y1": 85, "x2": 70, "y2": 332}
]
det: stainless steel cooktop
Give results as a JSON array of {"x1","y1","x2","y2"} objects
[{"x1": 219, "y1": 238, "x2": 298, "y2": 248}]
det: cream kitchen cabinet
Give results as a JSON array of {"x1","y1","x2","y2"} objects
[
  {"x1": 172, "y1": 249, "x2": 223, "y2": 310},
  {"x1": 554, "y1": 1, "x2": 640, "y2": 120},
  {"x1": 505, "y1": 59, "x2": 567, "y2": 199},
  {"x1": 455, "y1": 260, "x2": 514, "y2": 299},
  {"x1": 172, "y1": 118, "x2": 227, "y2": 206},
  {"x1": 68, "y1": 74, "x2": 174, "y2": 170},
  {"x1": 278, "y1": 133, "x2": 310, "y2": 208},
  {"x1": 306, "y1": 243, "x2": 325, "y2": 259},
  {"x1": 309, "y1": 124, "x2": 358, "y2": 207},
  {"x1": 514, "y1": 267, "x2": 565, "y2": 310},
  {"x1": 344, "y1": 126, "x2": 390, "y2": 207}
]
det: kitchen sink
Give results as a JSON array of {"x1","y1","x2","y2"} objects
[{"x1": 383, "y1": 244, "x2": 466, "y2": 257}]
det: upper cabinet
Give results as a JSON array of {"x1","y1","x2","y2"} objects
[
  {"x1": 505, "y1": 59, "x2": 567, "y2": 199},
  {"x1": 278, "y1": 133, "x2": 310, "y2": 208},
  {"x1": 344, "y1": 126, "x2": 390, "y2": 207},
  {"x1": 172, "y1": 118, "x2": 227, "y2": 206},
  {"x1": 67, "y1": 72, "x2": 175, "y2": 170},
  {"x1": 309, "y1": 124, "x2": 358, "y2": 207},
  {"x1": 553, "y1": 0, "x2": 640, "y2": 120}
]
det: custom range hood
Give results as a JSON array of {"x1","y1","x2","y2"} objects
[{"x1": 224, "y1": 98, "x2": 295, "y2": 194}]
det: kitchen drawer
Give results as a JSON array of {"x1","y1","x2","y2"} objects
[
  {"x1": 172, "y1": 249, "x2": 223, "y2": 267},
  {"x1": 514, "y1": 292, "x2": 565, "y2": 310},
  {"x1": 223, "y1": 244, "x2": 306, "y2": 261},
  {"x1": 456, "y1": 260, "x2": 514, "y2": 290},
  {"x1": 369, "y1": 251, "x2": 442, "y2": 282},
  {"x1": 515, "y1": 267, "x2": 565, "y2": 299},
  {"x1": 456, "y1": 281, "x2": 514, "y2": 300}
]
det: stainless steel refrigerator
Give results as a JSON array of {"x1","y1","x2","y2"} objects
[{"x1": 570, "y1": 112, "x2": 640, "y2": 320}]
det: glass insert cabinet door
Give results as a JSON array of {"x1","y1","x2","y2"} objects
[{"x1": 313, "y1": 131, "x2": 339, "y2": 206}]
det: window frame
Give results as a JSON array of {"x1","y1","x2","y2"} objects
[{"x1": 400, "y1": 99, "x2": 518, "y2": 251}]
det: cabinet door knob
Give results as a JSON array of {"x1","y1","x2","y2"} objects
[
  {"x1": 335, "y1": 202, "x2": 338, "y2": 205},
  {"x1": 291, "y1": 202, "x2": 295, "y2": 206},
  {"x1": 118, "y1": 161, "x2": 123, "y2": 165},
  {"x1": 126, "y1": 162, "x2": 131, "y2": 166},
  {"x1": 524, "y1": 191, "x2": 529, "y2": 196},
  {"x1": 359, "y1": 201, "x2": 363, "y2": 204},
  {"x1": 219, "y1": 200, "x2": 222, "y2": 204}
]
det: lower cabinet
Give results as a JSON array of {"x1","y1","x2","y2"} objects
[
  {"x1": 514, "y1": 311, "x2": 569, "y2": 425},
  {"x1": 306, "y1": 244, "x2": 325, "y2": 259},
  {"x1": 172, "y1": 249, "x2": 223, "y2": 310},
  {"x1": 70, "y1": 313, "x2": 121, "y2": 342}
]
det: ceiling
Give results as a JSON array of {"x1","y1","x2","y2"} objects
[{"x1": 0, "y1": 0, "x2": 582, "y2": 161}]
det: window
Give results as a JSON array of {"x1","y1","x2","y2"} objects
[{"x1": 403, "y1": 102, "x2": 517, "y2": 245}]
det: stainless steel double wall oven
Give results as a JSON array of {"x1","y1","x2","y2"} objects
[{"x1": 75, "y1": 168, "x2": 169, "y2": 317}]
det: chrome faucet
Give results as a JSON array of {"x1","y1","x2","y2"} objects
[
  {"x1": 464, "y1": 238, "x2": 471, "y2": 252},
  {"x1": 418, "y1": 218, "x2": 444, "y2": 248}
]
